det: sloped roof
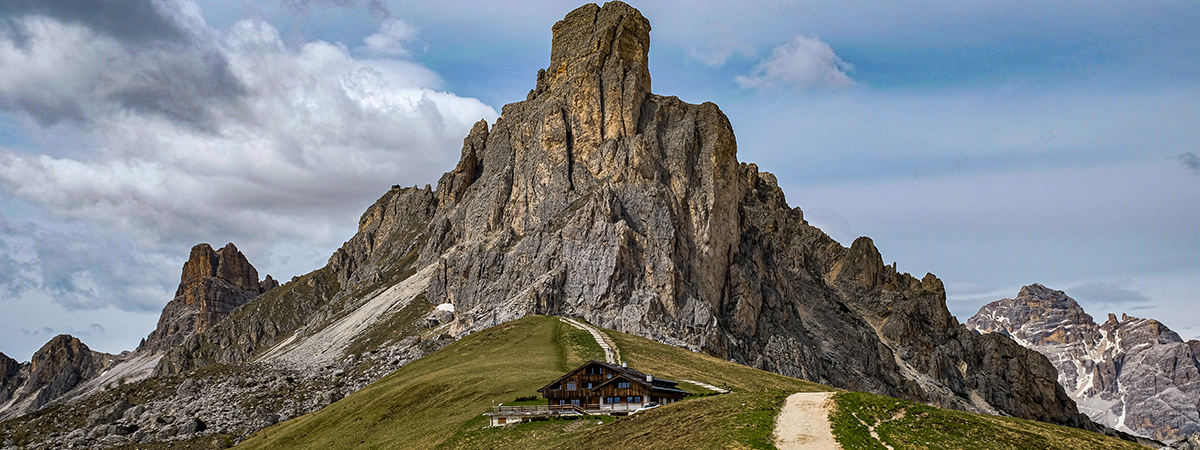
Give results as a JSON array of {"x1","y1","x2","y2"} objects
[
  {"x1": 590, "y1": 370, "x2": 689, "y2": 397},
  {"x1": 536, "y1": 360, "x2": 687, "y2": 396}
]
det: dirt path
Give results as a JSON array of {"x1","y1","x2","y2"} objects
[
  {"x1": 775, "y1": 392, "x2": 842, "y2": 450},
  {"x1": 559, "y1": 317, "x2": 620, "y2": 364},
  {"x1": 680, "y1": 379, "x2": 730, "y2": 393}
]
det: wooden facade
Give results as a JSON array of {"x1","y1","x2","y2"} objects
[{"x1": 537, "y1": 360, "x2": 688, "y2": 411}]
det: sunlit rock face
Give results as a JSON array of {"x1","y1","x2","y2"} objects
[
  {"x1": 89, "y1": 3, "x2": 1097, "y2": 443},
  {"x1": 392, "y1": 1, "x2": 1094, "y2": 429},
  {"x1": 969, "y1": 283, "x2": 1200, "y2": 441},
  {"x1": 140, "y1": 242, "x2": 276, "y2": 355}
]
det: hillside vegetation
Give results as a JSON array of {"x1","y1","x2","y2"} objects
[
  {"x1": 235, "y1": 315, "x2": 1146, "y2": 450},
  {"x1": 236, "y1": 315, "x2": 827, "y2": 450},
  {"x1": 830, "y1": 391, "x2": 1146, "y2": 450}
]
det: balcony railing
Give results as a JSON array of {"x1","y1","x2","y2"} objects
[{"x1": 488, "y1": 402, "x2": 648, "y2": 416}]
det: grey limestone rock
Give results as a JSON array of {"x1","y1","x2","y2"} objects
[
  {"x1": 177, "y1": 378, "x2": 200, "y2": 396},
  {"x1": 140, "y1": 243, "x2": 274, "y2": 355},
  {"x1": 10, "y1": 4, "x2": 1101, "y2": 447},
  {"x1": 969, "y1": 284, "x2": 1200, "y2": 441},
  {"x1": 0, "y1": 335, "x2": 113, "y2": 421},
  {"x1": 357, "y1": 0, "x2": 1090, "y2": 430},
  {"x1": 1174, "y1": 433, "x2": 1200, "y2": 450},
  {"x1": 86, "y1": 398, "x2": 132, "y2": 427}
]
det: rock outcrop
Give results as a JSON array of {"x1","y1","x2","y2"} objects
[
  {"x1": 0, "y1": 335, "x2": 113, "y2": 421},
  {"x1": 0, "y1": 243, "x2": 272, "y2": 423},
  {"x1": 328, "y1": 185, "x2": 438, "y2": 289},
  {"x1": 382, "y1": 1, "x2": 1086, "y2": 428},
  {"x1": 140, "y1": 243, "x2": 276, "y2": 354},
  {"x1": 1174, "y1": 433, "x2": 1200, "y2": 450},
  {"x1": 968, "y1": 284, "x2": 1200, "y2": 440},
  {"x1": 2, "y1": 3, "x2": 1104, "y2": 446}
]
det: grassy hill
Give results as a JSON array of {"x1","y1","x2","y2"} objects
[{"x1": 235, "y1": 316, "x2": 1146, "y2": 450}]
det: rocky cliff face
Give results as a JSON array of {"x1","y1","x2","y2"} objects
[
  {"x1": 0, "y1": 3, "x2": 1104, "y2": 447},
  {"x1": 0, "y1": 335, "x2": 113, "y2": 421},
  {"x1": 140, "y1": 243, "x2": 276, "y2": 355},
  {"x1": 376, "y1": 1, "x2": 1087, "y2": 428},
  {"x1": 0, "y1": 243, "x2": 274, "y2": 425},
  {"x1": 968, "y1": 284, "x2": 1200, "y2": 440}
]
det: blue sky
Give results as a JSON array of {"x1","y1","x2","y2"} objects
[{"x1": 1, "y1": 0, "x2": 1198, "y2": 360}]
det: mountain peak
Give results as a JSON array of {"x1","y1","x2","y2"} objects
[
  {"x1": 1016, "y1": 283, "x2": 1081, "y2": 309},
  {"x1": 968, "y1": 285, "x2": 1200, "y2": 440},
  {"x1": 145, "y1": 2, "x2": 1092, "y2": 441},
  {"x1": 550, "y1": 2, "x2": 650, "y2": 75},
  {"x1": 142, "y1": 242, "x2": 275, "y2": 354},
  {"x1": 967, "y1": 284, "x2": 1096, "y2": 346},
  {"x1": 0, "y1": 334, "x2": 110, "y2": 421},
  {"x1": 527, "y1": 1, "x2": 652, "y2": 144},
  {"x1": 179, "y1": 242, "x2": 262, "y2": 295}
]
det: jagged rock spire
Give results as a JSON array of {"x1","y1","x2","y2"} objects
[
  {"x1": 141, "y1": 243, "x2": 275, "y2": 354},
  {"x1": 536, "y1": 1, "x2": 651, "y2": 141},
  {"x1": 179, "y1": 242, "x2": 262, "y2": 296}
]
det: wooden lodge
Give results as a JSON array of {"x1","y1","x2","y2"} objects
[
  {"x1": 485, "y1": 360, "x2": 689, "y2": 426},
  {"x1": 539, "y1": 360, "x2": 689, "y2": 410}
]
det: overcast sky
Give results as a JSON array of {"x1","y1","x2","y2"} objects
[{"x1": 1, "y1": 0, "x2": 1197, "y2": 360}]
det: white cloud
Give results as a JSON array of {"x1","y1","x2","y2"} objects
[
  {"x1": 363, "y1": 19, "x2": 419, "y2": 57},
  {"x1": 0, "y1": 3, "x2": 497, "y2": 327},
  {"x1": 737, "y1": 35, "x2": 854, "y2": 91},
  {"x1": 0, "y1": 14, "x2": 243, "y2": 129}
]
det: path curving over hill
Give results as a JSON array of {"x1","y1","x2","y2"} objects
[{"x1": 559, "y1": 317, "x2": 620, "y2": 364}]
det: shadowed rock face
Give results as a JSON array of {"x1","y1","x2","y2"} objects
[
  {"x1": 0, "y1": 352, "x2": 23, "y2": 413},
  {"x1": 969, "y1": 284, "x2": 1200, "y2": 441},
  {"x1": 0, "y1": 335, "x2": 112, "y2": 421},
  {"x1": 140, "y1": 243, "x2": 275, "y2": 354}
]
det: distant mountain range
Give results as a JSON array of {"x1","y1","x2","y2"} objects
[{"x1": 968, "y1": 283, "x2": 1200, "y2": 441}]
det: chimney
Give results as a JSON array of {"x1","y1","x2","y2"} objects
[
  {"x1": 646, "y1": 375, "x2": 652, "y2": 382},
  {"x1": 621, "y1": 361, "x2": 627, "y2": 367}
]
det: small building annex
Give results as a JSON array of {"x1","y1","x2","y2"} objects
[{"x1": 538, "y1": 360, "x2": 688, "y2": 411}]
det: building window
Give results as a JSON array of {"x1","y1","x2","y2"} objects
[
  {"x1": 587, "y1": 366, "x2": 601, "y2": 375},
  {"x1": 627, "y1": 396, "x2": 640, "y2": 403},
  {"x1": 586, "y1": 382, "x2": 593, "y2": 389},
  {"x1": 550, "y1": 382, "x2": 560, "y2": 390},
  {"x1": 572, "y1": 399, "x2": 580, "y2": 406},
  {"x1": 566, "y1": 382, "x2": 576, "y2": 390},
  {"x1": 559, "y1": 400, "x2": 565, "y2": 405},
  {"x1": 617, "y1": 381, "x2": 630, "y2": 389}
]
